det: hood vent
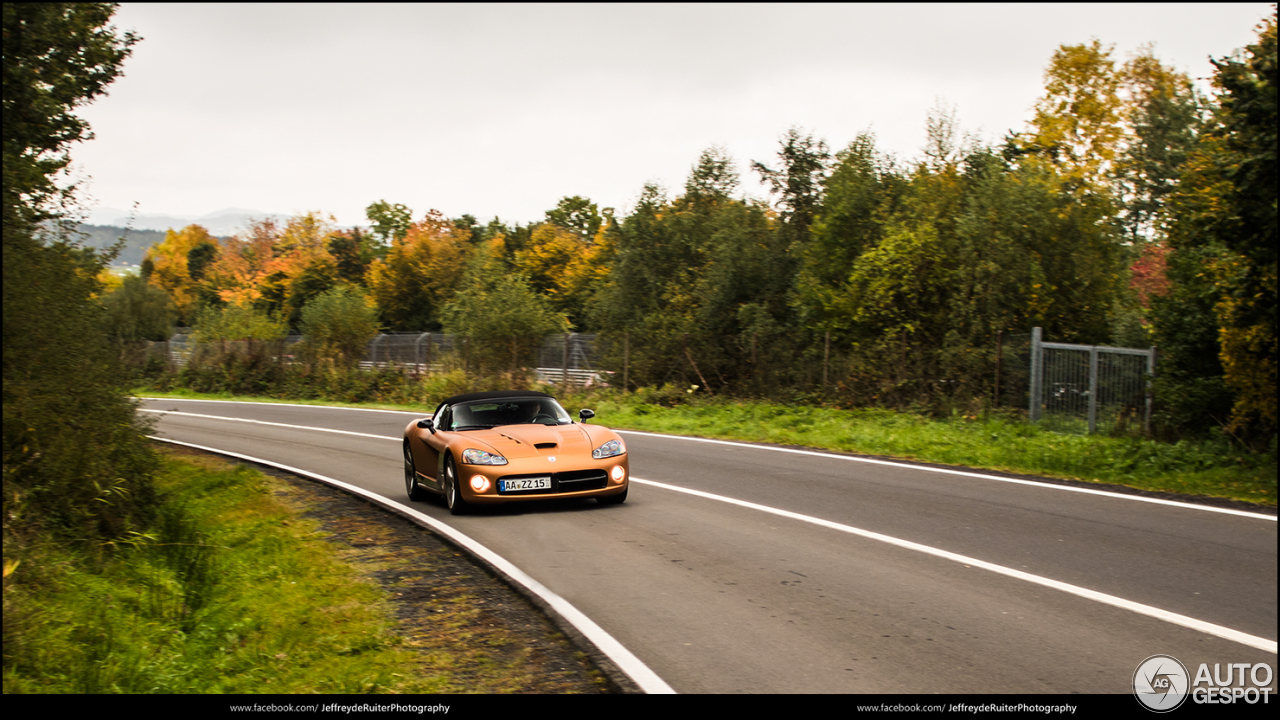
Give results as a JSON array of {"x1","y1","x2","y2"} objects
[{"x1": 535, "y1": 442, "x2": 558, "y2": 450}]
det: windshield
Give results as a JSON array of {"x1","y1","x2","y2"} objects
[{"x1": 448, "y1": 397, "x2": 572, "y2": 430}]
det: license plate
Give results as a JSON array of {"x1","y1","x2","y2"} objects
[{"x1": 501, "y1": 476, "x2": 551, "y2": 492}]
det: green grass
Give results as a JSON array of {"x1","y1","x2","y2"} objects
[
  {"x1": 5, "y1": 451, "x2": 489, "y2": 693},
  {"x1": 138, "y1": 387, "x2": 1277, "y2": 507},
  {"x1": 575, "y1": 395, "x2": 1275, "y2": 506}
]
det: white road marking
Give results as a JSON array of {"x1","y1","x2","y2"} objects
[
  {"x1": 137, "y1": 396, "x2": 427, "y2": 414},
  {"x1": 617, "y1": 430, "x2": 1277, "y2": 521},
  {"x1": 139, "y1": 408, "x2": 401, "y2": 441},
  {"x1": 630, "y1": 476, "x2": 1278, "y2": 654},
  {"x1": 144, "y1": 404, "x2": 1278, "y2": 654},
  {"x1": 147, "y1": 435, "x2": 676, "y2": 695}
]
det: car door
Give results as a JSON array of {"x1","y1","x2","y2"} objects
[{"x1": 411, "y1": 403, "x2": 447, "y2": 489}]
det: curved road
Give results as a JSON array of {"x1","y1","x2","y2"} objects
[{"x1": 139, "y1": 398, "x2": 1277, "y2": 694}]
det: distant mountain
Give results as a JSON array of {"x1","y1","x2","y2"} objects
[
  {"x1": 88, "y1": 207, "x2": 288, "y2": 237},
  {"x1": 74, "y1": 224, "x2": 169, "y2": 267}
]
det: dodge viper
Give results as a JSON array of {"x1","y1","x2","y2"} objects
[{"x1": 403, "y1": 390, "x2": 628, "y2": 514}]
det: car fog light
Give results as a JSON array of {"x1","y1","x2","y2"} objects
[
  {"x1": 470, "y1": 475, "x2": 491, "y2": 493},
  {"x1": 611, "y1": 465, "x2": 625, "y2": 483}
]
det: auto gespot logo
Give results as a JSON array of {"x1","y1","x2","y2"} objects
[{"x1": 1134, "y1": 655, "x2": 1275, "y2": 712}]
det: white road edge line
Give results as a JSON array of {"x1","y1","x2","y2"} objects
[
  {"x1": 630, "y1": 476, "x2": 1278, "y2": 654},
  {"x1": 139, "y1": 409, "x2": 399, "y2": 441},
  {"x1": 617, "y1": 430, "x2": 1278, "y2": 521},
  {"x1": 143, "y1": 406, "x2": 1277, "y2": 653},
  {"x1": 137, "y1": 397, "x2": 426, "y2": 414},
  {"x1": 147, "y1": 435, "x2": 677, "y2": 695}
]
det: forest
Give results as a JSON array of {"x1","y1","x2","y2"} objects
[{"x1": 100, "y1": 15, "x2": 1276, "y2": 448}]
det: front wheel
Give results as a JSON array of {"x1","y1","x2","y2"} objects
[{"x1": 443, "y1": 455, "x2": 469, "y2": 515}]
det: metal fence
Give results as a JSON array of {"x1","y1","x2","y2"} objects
[
  {"x1": 1027, "y1": 327, "x2": 1156, "y2": 434},
  {"x1": 360, "y1": 332, "x2": 456, "y2": 372},
  {"x1": 157, "y1": 331, "x2": 605, "y2": 386},
  {"x1": 153, "y1": 327, "x2": 1158, "y2": 432}
]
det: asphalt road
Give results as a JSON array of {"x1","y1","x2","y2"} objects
[{"x1": 139, "y1": 398, "x2": 1277, "y2": 694}]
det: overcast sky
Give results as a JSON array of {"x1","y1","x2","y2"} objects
[{"x1": 72, "y1": 2, "x2": 1274, "y2": 230}]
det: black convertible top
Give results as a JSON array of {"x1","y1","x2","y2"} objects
[{"x1": 439, "y1": 390, "x2": 554, "y2": 406}]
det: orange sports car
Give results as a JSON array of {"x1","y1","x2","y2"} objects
[{"x1": 403, "y1": 390, "x2": 629, "y2": 514}]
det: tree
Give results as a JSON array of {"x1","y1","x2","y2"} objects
[
  {"x1": 752, "y1": 127, "x2": 830, "y2": 247},
  {"x1": 443, "y1": 238, "x2": 567, "y2": 375},
  {"x1": 100, "y1": 273, "x2": 177, "y2": 342},
  {"x1": 298, "y1": 285, "x2": 380, "y2": 365},
  {"x1": 544, "y1": 196, "x2": 602, "y2": 242},
  {"x1": 366, "y1": 210, "x2": 469, "y2": 330},
  {"x1": 1114, "y1": 46, "x2": 1206, "y2": 243},
  {"x1": 1021, "y1": 40, "x2": 1126, "y2": 194},
  {"x1": 327, "y1": 227, "x2": 384, "y2": 285},
  {"x1": 799, "y1": 133, "x2": 902, "y2": 330},
  {"x1": 1159, "y1": 11, "x2": 1277, "y2": 442},
  {"x1": 186, "y1": 239, "x2": 218, "y2": 281},
  {"x1": 2, "y1": 3, "x2": 137, "y2": 232},
  {"x1": 4, "y1": 3, "x2": 157, "y2": 544},
  {"x1": 141, "y1": 224, "x2": 218, "y2": 324},
  {"x1": 366, "y1": 200, "x2": 412, "y2": 245},
  {"x1": 199, "y1": 217, "x2": 279, "y2": 308}
]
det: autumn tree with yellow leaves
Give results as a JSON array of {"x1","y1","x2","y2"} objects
[{"x1": 366, "y1": 209, "x2": 469, "y2": 331}]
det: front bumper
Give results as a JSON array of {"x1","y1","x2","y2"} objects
[{"x1": 458, "y1": 454, "x2": 628, "y2": 504}]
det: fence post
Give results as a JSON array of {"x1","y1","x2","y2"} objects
[
  {"x1": 993, "y1": 330, "x2": 1003, "y2": 411},
  {"x1": 562, "y1": 333, "x2": 570, "y2": 386},
  {"x1": 1146, "y1": 346, "x2": 1157, "y2": 436},
  {"x1": 623, "y1": 332, "x2": 629, "y2": 392},
  {"x1": 1029, "y1": 327, "x2": 1043, "y2": 423},
  {"x1": 1087, "y1": 346, "x2": 1099, "y2": 434},
  {"x1": 823, "y1": 330, "x2": 830, "y2": 391}
]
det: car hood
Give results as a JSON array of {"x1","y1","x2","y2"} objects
[{"x1": 466, "y1": 424, "x2": 595, "y2": 459}]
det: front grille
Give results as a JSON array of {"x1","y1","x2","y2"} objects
[
  {"x1": 555, "y1": 469, "x2": 608, "y2": 489},
  {"x1": 497, "y1": 469, "x2": 609, "y2": 494}
]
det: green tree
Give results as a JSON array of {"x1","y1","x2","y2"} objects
[
  {"x1": 3, "y1": 3, "x2": 157, "y2": 544},
  {"x1": 545, "y1": 195, "x2": 603, "y2": 242},
  {"x1": 752, "y1": 127, "x2": 830, "y2": 247},
  {"x1": 1159, "y1": 11, "x2": 1276, "y2": 443},
  {"x1": 366, "y1": 200, "x2": 412, "y2": 245},
  {"x1": 186, "y1": 239, "x2": 218, "y2": 281},
  {"x1": 799, "y1": 133, "x2": 903, "y2": 330},
  {"x1": 1115, "y1": 46, "x2": 1206, "y2": 243},
  {"x1": 100, "y1": 273, "x2": 177, "y2": 342},
  {"x1": 298, "y1": 285, "x2": 380, "y2": 365},
  {"x1": 443, "y1": 239, "x2": 567, "y2": 375},
  {"x1": 327, "y1": 227, "x2": 384, "y2": 285},
  {"x1": 591, "y1": 149, "x2": 797, "y2": 392}
]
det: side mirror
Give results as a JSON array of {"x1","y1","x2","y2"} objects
[
  {"x1": 416, "y1": 418, "x2": 435, "y2": 433},
  {"x1": 578, "y1": 409, "x2": 595, "y2": 423}
]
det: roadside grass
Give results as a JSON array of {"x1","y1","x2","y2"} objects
[
  {"x1": 566, "y1": 394, "x2": 1275, "y2": 506},
  {"x1": 1, "y1": 448, "x2": 586, "y2": 693},
  {"x1": 137, "y1": 388, "x2": 1276, "y2": 507}
]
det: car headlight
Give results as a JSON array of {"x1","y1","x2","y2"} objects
[
  {"x1": 592, "y1": 439, "x2": 625, "y2": 459},
  {"x1": 463, "y1": 448, "x2": 508, "y2": 465}
]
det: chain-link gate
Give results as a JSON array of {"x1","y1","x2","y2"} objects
[{"x1": 1028, "y1": 327, "x2": 1155, "y2": 434}]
